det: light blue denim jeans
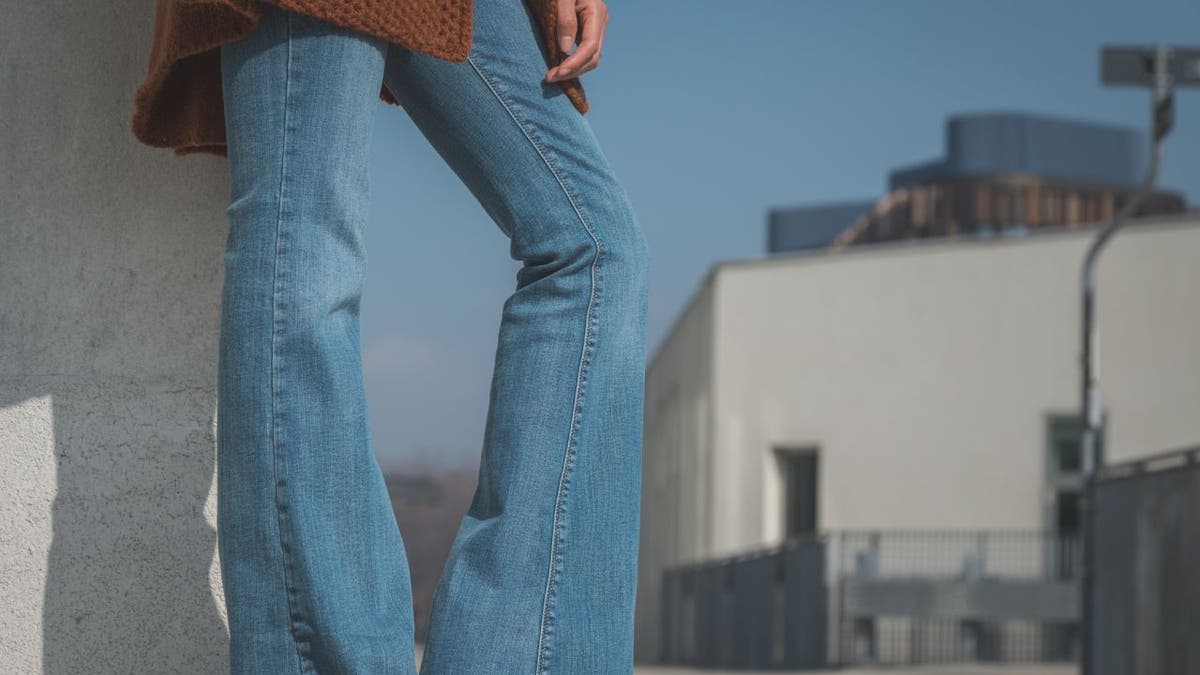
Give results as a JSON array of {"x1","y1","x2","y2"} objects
[{"x1": 216, "y1": 1, "x2": 649, "y2": 673}]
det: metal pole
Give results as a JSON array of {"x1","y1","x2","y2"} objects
[{"x1": 1079, "y1": 43, "x2": 1172, "y2": 675}]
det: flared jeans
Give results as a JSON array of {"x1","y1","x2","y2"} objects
[{"x1": 215, "y1": 2, "x2": 649, "y2": 673}]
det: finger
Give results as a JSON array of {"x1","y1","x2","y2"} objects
[
  {"x1": 586, "y1": 9, "x2": 607, "y2": 73},
  {"x1": 549, "y1": 6, "x2": 602, "y2": 80},
  {"x1": 576, "y1": 38, "x2": 603, "y2": 76},
  {"x1": 586, "y1": 8, "x2": 607, "y2": 72},
  {"x1": 580, "y1": 50, "x2": 600, "y2": 75},
  {"x1": 585, "y1": 4, "x2": 609, "y2": 70},
  {"x1": 556, "y1": 0, "x2": 578, "y2": 55}
]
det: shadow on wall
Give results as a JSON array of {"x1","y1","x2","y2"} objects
[
  {"x1": 36, "y1": 386, "x2": 227, "y2": 673},
  {"x1": 2, "y1": 1, "x2": 232, "y2": 671}
]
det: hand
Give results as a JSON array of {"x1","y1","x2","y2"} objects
[{"x1": 545, "y1": 0, "x2": 609, "y2": 83}]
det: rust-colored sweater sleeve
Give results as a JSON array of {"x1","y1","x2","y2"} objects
[
  {"x1": 130, "y1": 0, "x2": 263, "y2": 155},
  {"x1": 375, "y1": 0, "x2": 587, "y2": 113},
  {"x1": 131, "y1": 0, "x2": 588, "y2": 157}
]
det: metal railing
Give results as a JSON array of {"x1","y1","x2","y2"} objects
[
  {"x1": 661, "y1": 530, "x2": 1081, "y2": 669},
  {"x1": 661, "y1": 537, "x2": 826, "y2": 669},
  {"x1": 830, "y1": 530, "x2": 1080, "y2": 666}
]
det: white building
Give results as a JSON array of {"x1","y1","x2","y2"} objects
[{"x1": 634, "y1": 214, "x2": 1200, "y2": 661}]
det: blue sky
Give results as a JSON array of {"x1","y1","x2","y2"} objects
[{"x1": 362, "y1": 0, "x2": 1200, "y2": 469}]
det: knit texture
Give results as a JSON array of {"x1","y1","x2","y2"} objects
[{"x1": 131, "y1": 0, "x2": 588, "y2": 157}]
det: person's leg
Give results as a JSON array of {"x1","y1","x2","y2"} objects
[
  {"x1": 381, "y1": 2, "x2": 650, "y2": 673},
  {"x1": 218, "y1": 5, "x2": 416, "y2": 674}
]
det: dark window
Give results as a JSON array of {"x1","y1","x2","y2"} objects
[
  {"x1": 1056, "y1": 491, "x2": 1081, "y2": 535},
  {"x1": 1056, "y1": 436, "x2": 1081, "y2": 472},
  {"x1": 777, "y1": 448, "x2": 819, "y2": 539},
  {"x1": 1045, "y1": 414, "x2": 1103, "y2": 538}
]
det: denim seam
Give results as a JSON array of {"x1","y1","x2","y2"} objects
[
  {"x1": 271, "y1": 11, "x2": 314, "y2": 674},
  {"x1": 464, "y1": 54, "x2": 605, "y2": 675}
]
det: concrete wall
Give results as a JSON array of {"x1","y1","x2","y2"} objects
[
  {"x1": 637, "y1": 216, "x2": 1200, "y2": 660},
  {"x1": 1, "y1": 3, "x2": 231, "y2": 672},
  {"x1": 711, "y1": 217, "x2": 1200, "y2": 551},
  {"x1": 635, "y1": 275, "x2": 717, "y2": 662}
]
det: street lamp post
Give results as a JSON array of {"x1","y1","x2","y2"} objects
[{"x1": 1079, "y1": 44, "x2": 1199, "y2": 675}]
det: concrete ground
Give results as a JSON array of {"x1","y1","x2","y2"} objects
[
  {"x1": 637, "y1": 666, "x2": 1076, "y2": 675},
  {"x1": 415, "y1": 645, "x2": 1075, "y2": 674}
]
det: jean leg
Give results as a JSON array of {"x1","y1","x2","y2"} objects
[
  {"x1": 381, "y1": 2, "x2": 650, "y2": 673},
  {"x1": 218, "y1": 5, "x2": 415, "y2": 674}
]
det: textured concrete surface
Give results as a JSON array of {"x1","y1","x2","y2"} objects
[{"x1": 1, "y1": 1, "x2": 233, "y2": 671}]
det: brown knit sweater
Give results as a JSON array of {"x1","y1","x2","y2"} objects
[{"x1": 130, "y1": 0, "x2": 588, "y2": 157}]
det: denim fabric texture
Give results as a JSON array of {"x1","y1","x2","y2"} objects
[{"x1": 216, "y1": 1, "x2": 649, "y2": 673}]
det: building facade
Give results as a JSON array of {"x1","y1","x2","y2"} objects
[{"x1": 635, "y1": 214, "x2": 1200, "y2": 661}]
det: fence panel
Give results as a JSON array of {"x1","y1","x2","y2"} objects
[
  {"x1": 661, "y1": 531, "x2": 1078, "y2": 669},
  {"x1": 1092, "y1": 447, "x2": 1200, "y2": 675},
  {"x1": 662, "y1": 538, "x2": 827, "y2": 669},
  {"x1": 731, "y1": 553, "x2": 778, "y2": 668},
  {"x1": 783, "y1": 540, "x2": 827, "y2": 669}
]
